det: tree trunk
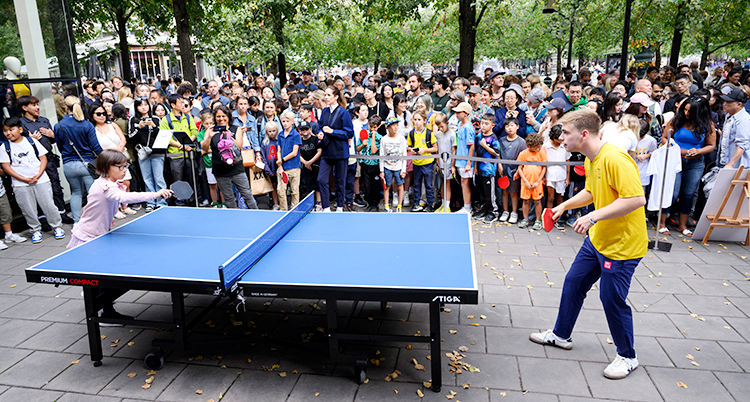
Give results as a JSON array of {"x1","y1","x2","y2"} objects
[
  {"x1": 668, "y1": 0, "x2": 685, "y2": 68},
  {"x1": 700, "y1": 36, "x2": 710, "y2": 70},
  {"x1": 172, "y1": 0, "x2": 197, "y2": 85},
  {"x1": 272, "y1": 18, "x2": 287, "y2": 88},
  {"x1": 115, "y1": 8, "x2": 131, "y2": 82},
  {"x1": 457, "y1": 0, "x2": 477, "y2": 77},
  {"x1": 556, "y1": 44, "x2": 563, "y2": 76},
  {"x1": 578, "y1": 51, "x2": 584, "y2": 72},
  {"x1": 374, "y1": 52, "x2": 380, "y2": 75},
  {"x1": 654, "y1": 44, "x2": 661, "y2": 68}
]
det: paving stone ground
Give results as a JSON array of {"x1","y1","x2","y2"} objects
[{"x1": 0, "y1": 211, "x2": 749, "y2": 401}]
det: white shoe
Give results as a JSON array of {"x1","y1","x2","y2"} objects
[
  {"x1": 403, "y1": 195, "x2": 411, "y2": 207},
  {"x1": 529, "y1": 329, "x2": 573, "y2": 350},
  {"x1": 4, "y1": 233, "x2": 27, "y2": 243},
  {"x1": 0, "y1": 242, "x2": 7, "y2": 250},
  {"x1": 603, "y1": 355, "x2": 638, "y2": 379},
  {"x1": 272, "y1": 205, "x2": 281, "y2": 211},
  {"x1": 509, "y1": 212, "x2": 519, "y2": 224},
  {"x1": 122, "y1": 207, "x2": 137, "y2": 215},
  {"x1": 499, "y1": 211, "x2": 510, "y2": 222},
  {"x1": 54, "y1": 228, "x2": 65, "y2": 240},
  {"x1": 114, "y1": 211, "x2": 126, "y2": 219},
  {"x1": 322, "y1": 207, "x2": 331, "y2": 212}
]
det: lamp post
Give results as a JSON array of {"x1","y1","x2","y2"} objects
[
  {"x1": 544, "y1": 1, "x2": 574, "y2": 69},
  {"x1": 619, "y1": 0, "x2": 633, "y2": 80}
]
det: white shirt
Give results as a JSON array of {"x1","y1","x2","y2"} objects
[
  {"x1": 600, "y1": 122, "x2": 638, "y2": 154},
  {"x1": 0, "y1": 137, "x2": 50, "y2": 187},
  {"x1": 646, "y1": 140, "x2": 682, "y2": 211},
  {"x1": 542, "y1": 142, "x2": 570, "y2": 181},
  {"x1": 635, "y1": 136, "x2": 657, "y2": 186}
]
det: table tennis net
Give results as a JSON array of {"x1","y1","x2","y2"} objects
[{"x1": 219, "y1": 193, "x2": 315, "y2": 292}]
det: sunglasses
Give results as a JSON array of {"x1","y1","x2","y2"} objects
[
  {"x1": 449, "y1": 97, "x2": 458, "y2": 101},
  {"x1": 94, "y1": 112, "x2": 107, "y2": 117},
  {"x1": 135, "y1": 97, "x2": 148, "y2": 101},
  {"x1": 114, "y1": 163, "x2": 130, "y2": 171}
]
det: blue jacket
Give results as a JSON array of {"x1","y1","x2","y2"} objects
[
  {"x1": 54, "y1": 114, "x2": 103, "y2": 163},
  {"x1": 493, "y1": 107, "x2": 528, "y2": 139},
  {"x1": 201, "y1": 94, "x2": 230, "y2": 109},
  {"x1": 318, "y1": 105, "x2": 354, "y2": 159},
  {"x1": 232, "y1": 110, "x2": 259, "y2": 152}
]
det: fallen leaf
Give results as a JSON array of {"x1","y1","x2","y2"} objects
[
  {"x1": 459, "y1": 346, "x2": 469, "y2": 352},
  {"x1": 145, "y1": 376, "x2": 154, "y2": 384},
  {"x1": 449, "y1": 330, "x2": 458, "y2": 334},
  {"x1": 686, "y1": 354, "x2": 694, "y2": 360},
  {"x1": 690, "y1": 313, "x2": 698, "y2": 318},
  {"x1": 526, "y1": 285, "x2": 533, "y2": 289},
  {"x1": 363, "y1": 378, "x2": 369, "y2": 383},
  {"x1": 417, "y1": 389, "x2": 424, "y2": 397},
  {"x1": 127, "y1": 372, "x2": 137, "y2": 378},
  {"x1": 195, "y1": 389, "x2": 203, "y2": 395},
  {"x1": 467, "y1": 315, "x2": 475, "y2": 319},
  {"x1": 450, "y1": 390, "x2": 458, "y2": 395},
  {"x1": 71, "y1": 360, "x2": 80, "y2": 364},
  {"x1": 606, "y1": 338, "x2": 613, "y2": 344},
  {"x1": 470, "y1": 323, "x2": 480, "y2": 327},
  {"x1": 500, "y1": 391, "x2": 507, "y2": 396},
  {"x1": 479, "y1": 315, "x2": 487, "y2": 319},
  {"x1": 444, "y1": 308, "x2": 452, "y2": 313},
  {"x1": 423, "y1": 381, "x2": 432, "y2": 388},
  {"x1": 725, "y1": 326, "x2": 732, "y2": 329},
  {"x1": 546, "y1": 282, "x2": 554, "y2": 286},
  {"x1": 146, "y1": 370, "x2": 156, "y2": 375},
  {"x1": 142, "y1": 384, "x2": 151, "y2": 389},
  {"x1": 394, "y1": 389, "x2": 399, "y2": 394},
  {"x1": 279, "y1": 372, "x2": 287, "y2": 377},
  {"x1": 406, "y1": 345, "x2": 412, "y2": 350},
  {"x1": 676, "y1": 381, "x2": 688, "y2": 388},
  {"x1": 695, "y1": 347, "x2": 700, "y2": 351},
  {"x1": 9, "y1": 284, "x2": 16, "y2": 288},
  {"x1": 691, "y1": 361, "x2": 700, "y2": 366},
  {"x1": 697, "y1": 317, "x2": 706, "y2": 321},
  {"x1": 315, "y1": 393, "x2": 320, "y2": 396}
]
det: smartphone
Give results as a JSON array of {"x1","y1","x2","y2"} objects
[
  {"x1": 213, "y1": 125, "x2": 226, "y2": 132},
  {"x1": 141, "y1": 117, "x2": 151, "y2": 121}
]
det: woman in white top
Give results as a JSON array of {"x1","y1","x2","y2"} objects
[
  {"x1": 89, "y1": 103, "x2": 134, "y2": 218},
  {"x1": 599, "y1": 114, "x2": 640, "y2": 159}
]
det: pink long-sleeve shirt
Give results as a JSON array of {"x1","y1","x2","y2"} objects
[{"x1": 71, "y1": 177, "x2": 160, "y2": 241}]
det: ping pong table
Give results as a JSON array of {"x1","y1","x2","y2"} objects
[{"x1": 25, "y1": 194, "x2": 477, "y2": 390}]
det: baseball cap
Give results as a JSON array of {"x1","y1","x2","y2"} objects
[
  {"x1": 298, "y1": 121, "x2": 311, "y2": 130},
  {"x1": 630, "y1": 92, "x2": 654, "y2": 107},
  {"x1": 488, "y1": 71, "x2": 504, "y2": 81},
  {"x1": 385, "y1": 116, "x2": 399, "y2": 127},
  {"x1": 546, "y1": 97, "x2": 569, "y2": 111},
  {"x1": 302, "y1": 69, "x2": 312, "y2": 75},
  {"x1": 453, "y1": 102, "x2": 473, "y2": 114},
  {"x1": 467, "y1": 86, "x2": 482, "y2": 95},
  {"x1": 351, "y1": 93, "x2": 365, "y2": 104},
  {"x1": 526, "y1": 88, "x2": 546, "y2": 104},
  {"x1": 720, "y1": 88, "x2": 748, "y2": 103}
]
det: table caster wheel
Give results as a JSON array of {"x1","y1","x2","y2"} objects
[
  {"x1": 93, "y1": 360, "x2": 102, "y2": 367},
  {"x1": 431, "y1": 385, "x2": 441, "y2": 393},
  {"x1": 354, "y1": 364, "x2": 367, "y2": 384},
  {"x1": 144, "y1": 353, "x2": 164, "y2": 370}
]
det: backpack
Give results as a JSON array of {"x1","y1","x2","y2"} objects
[
  {"x1": 166, "y1": 112, "x2": 192, "y2": 130},
  {"x1": 409, "y1": 128, "x2": 433, "y2": 149},
  {"x1": 3, "y1": 136, "x2": 39, "y2": 161}
]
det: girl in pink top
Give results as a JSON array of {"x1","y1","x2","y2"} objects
[{"x1": 68, "y1": 150, "x2": 172, "y2": 249}]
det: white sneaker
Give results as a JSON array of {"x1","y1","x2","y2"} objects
[
  {"x1": 603, "y1": 355, "x2": 638, "y2": 379},
  {"x1": 54, "y1": 228, "x2": 65, "y2": 240},
  {"x1": 0, "y1": 242, "x2": 7, "y2": 250},
  {"x1": 403, "y1": 195, "x2": 411, "y2": 207},
  {"x1": 31, "y1": 231, "x2": 43, "y2": 244},
  {"x1": 122, "y1": 207, "x2": 137, "y2": 215},
  {"x1": 114, "y1": 211, "x2": 126, "y2": 219},
  {"x1": 322, "y1": 207, "x2": 331, "y2": 212},
  {"x1": 529, "y1": 329, "x2": 573, "y2": 350},
  {"x1": 509, "y1": 212, "x2": 519, "y2": 224},
  {"x1": 4, "y1": 233, "x2": 27, "y2": 243},
  {"x1": 499, "y1": 211, "x2": 510, "y2": 222}
]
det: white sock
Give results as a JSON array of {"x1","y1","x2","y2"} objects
[
  {"x1": 463, "y1": 204, "x2": 471, "y2": 211},
  {"x1": 5, "y1": 232, "x2": 11, "y2": 237}
]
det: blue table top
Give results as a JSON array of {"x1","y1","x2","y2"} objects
[{"x1": 27, "y1": 207, "x2": 476, "y2": 292}]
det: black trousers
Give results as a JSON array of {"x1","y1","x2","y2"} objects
[
  {"x1": 476, "y1": 174, "x2": 493, "y2": 214},
  {"x1": 45, "y1": 160, "x2": 65, "y2": 213},
  {"x1": 318, "y1": 158, "x2": 347, "y2": 209},
  {"x1": 360, "y1": 163, "x2": 382, "y2": 208}
]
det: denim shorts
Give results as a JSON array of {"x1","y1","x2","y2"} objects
[{"x1": 384, "y1": 169, "x2": 404, "y2": 186}]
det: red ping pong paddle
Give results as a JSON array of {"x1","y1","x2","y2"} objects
[
  {"x1": 497, "y1": 175, "x2": 510, "y2": 190},
  {"x1": 381, "y1": 174, "x2": 387, "y2": 192},
  {"x1": 359, "y1": 129, "x2": 369, "y2": 143},
  {"x1": 542, "y1": 208, "x2": 557, "y2": 232},
  {"x1": 281, "y1": 171, "x2": 288, "y2": 184},
  {"x1": 574, "y1": 165, "x2": 585, "y2": 176}
]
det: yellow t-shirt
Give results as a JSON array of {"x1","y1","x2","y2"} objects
[
  {"x1": 407, "y1": 128, "x2": 437, "y2": 166},
  {"x1": 584, "y1": 143, "x2": 648, "y2": 260}
]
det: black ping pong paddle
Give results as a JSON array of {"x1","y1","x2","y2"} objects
[{"x1": 170, "y1": 181, "x2": 194, "y2": 201}]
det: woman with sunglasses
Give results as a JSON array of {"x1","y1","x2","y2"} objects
[
  {"x1": 89, "y1": 103, "x2": 133, "y2": 218},
  {"x1": 129, "y1": 97, "x2": 167, "y2": 212}
]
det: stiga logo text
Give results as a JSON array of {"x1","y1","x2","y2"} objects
[{"x1": 432, "y1": 295, "x2": 461, "y2": 303}]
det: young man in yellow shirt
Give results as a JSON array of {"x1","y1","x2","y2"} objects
[{"x1": 529, "y1": 109, "x2": 648, "y2": 380}]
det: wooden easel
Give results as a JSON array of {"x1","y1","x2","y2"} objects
[{"x1": 703, "y1": 166, "x2": 750, "y2": 245}]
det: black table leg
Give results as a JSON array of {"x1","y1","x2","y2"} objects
[
  {"x1": 429, "y1": 302, "x2": 442, "y2": 392},
  {"x1": 83, "y1": 286, "x2": 103, "y2": 367}
]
